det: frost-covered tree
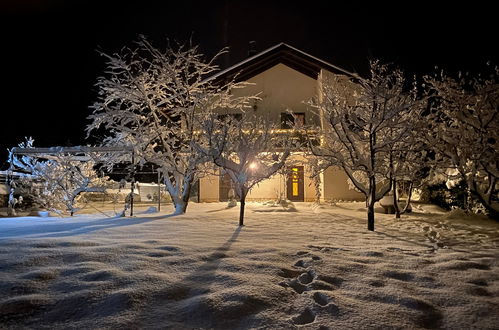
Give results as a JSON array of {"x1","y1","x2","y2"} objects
[
  {"x1": 424, "y1": 68, "x2": 499, "y2": 218},
  {"x1": 312, "y1": 61, "x2": 422, "y2": 230},
  {"x1": 387, "y1": 132, "x2": 428, "y2": 218},
  {"x1": 383, "y1": 90, "x2": 428, "y2": 218},
  {"x1": 8, "y1": 138, "x2": 107, "y2": 216},
  {"x1": 87, "y1": 36, "x2": 252, "y2": 214},
  {"x1": 197, "y1": 113, "x2": 291, "y2": 226}
]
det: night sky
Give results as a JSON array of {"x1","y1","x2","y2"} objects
[{"x1": 0, "y1": 0, "x2": 496, "y2": 166}]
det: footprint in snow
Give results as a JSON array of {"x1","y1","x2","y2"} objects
[
  {"x1": 288, "y1": 279, "x2": 308, "y2": 294},
  {"x1": 383, "y1": 270, "x2": 415, "y2": 282},
  {"x1": 280, "y1": 270, "x2": 317, "y2": 294},
  {"x1": 284, "y1": 249, "x2": 341, "y2": 325},
  {"x1": 467, "y1": 279, "x2": 488, "y2": 286},
  {"x1": 369, "y1": 280, "x2": 385, "y2": 287},
  {"x1": 298, "y1": 270, "x2": 316, "y2": 284},
  {"x1": 277, "y1": 268, "x2": 302, "y2": 278},
  {"x1": 292, "y1": 308, "x2": 316, "y2": 325},
  {"x1": 313, "y1": 292, "x2": 330, "y2": 306},
  {"x1": 294, "y1": 259, "x2": 308, "y2": 268}
]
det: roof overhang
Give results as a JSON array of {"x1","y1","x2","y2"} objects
[{"x1": 207, "y1": 42, "x2": 357, "y2": 84}]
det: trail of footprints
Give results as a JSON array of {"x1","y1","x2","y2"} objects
[
  {"x1": 277, "y1": 246, "x2": 495, "y2": 327},
  {"x1": 278, "y1": 250, "x2": 343, "y2": 325}
]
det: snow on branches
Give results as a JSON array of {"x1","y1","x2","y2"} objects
[
  {"x1": 196, "y1": 113, "x2": 292, "y2": 225},
  {"x1": 87, "y1": 36, "x2": 255, "y2": 214},
  {"x1": 312, "y1": 61, "x2": 423, "y2": 230},
  {"x1": 8, "y1": 138, "x2": 107, "y2": 216},
  {"x1": 424, "y1": 67, "x2": 499, "y2": 218}
]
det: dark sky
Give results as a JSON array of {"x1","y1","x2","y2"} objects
[{"x1": 0, "y1": 0, "x2": 496, "y2": 166}]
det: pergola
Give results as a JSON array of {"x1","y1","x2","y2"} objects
[{"x1": 8, "y1": 146, "x2": 138, "y2": 216}]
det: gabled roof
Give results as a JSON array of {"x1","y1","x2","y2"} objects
[{"x1": 208, "y1": 42, "x2": 356, "y2": 83}]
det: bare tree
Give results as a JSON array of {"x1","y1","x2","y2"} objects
[
  {"x1": 87, "y1": 37, "x2": 251, "y2": 214},
  {"x1": 197, "y1": 113, "x2": 292, "y2": 226},
  {"x1": 424, "y1": 68, "x2": 499, "y2": 218},
  {"x1": 387, "y1": 133, "x2": 428, "y2": 218},
  {"x1": 312, "y1": 61, "x2": 422, "y2": 230}
]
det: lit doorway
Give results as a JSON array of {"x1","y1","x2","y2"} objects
[{"x1": 286, "y1": 166, "x2": 304, "y2": 201}]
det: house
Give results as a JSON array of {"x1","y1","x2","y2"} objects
[{"x1": 198, "y1": 43, "x2": 364, "y2": 203}]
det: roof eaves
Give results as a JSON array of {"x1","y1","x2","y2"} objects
[
  {"x1": 204, "y1": 42, "x2": 287, "y2": 83},
  {"x1": 281, "y1": 43, "x2": 357, "y2": 77},
  {"x1": 203, "y1": 42, "x2": 359, "y2": 83}
]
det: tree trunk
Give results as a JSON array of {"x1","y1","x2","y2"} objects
[
  {"x1": 8, "y1": 187, "x2": 17, "y2": 216},
  {"x1": 470, "y1": 187, "x2": 499, "y2": 220},
  {"x1": 402, "y1": 182, "x2": 414, "y2": 214},
  {"x1": 170, "y1": 176, "x2": 193, "y2": 215},
  {"x1": 173, "y1": 190, "x2": 191, "y2": 215},
  {"x1": 466, "y1": 174, "x2": 498, "y2": 219},
  {"x1": 69, "y1": 195, "x2": 77, "y2": 216},
  {"x1": 239, "y1": 187, "x2": 248, "y2": 226},
  {"x1": 7, "y1": 207, "x2": 16, "y2": 217},
  {"x1": 239, "y1": 197, "x2": 245, "y2": 226},
  {"x1": 393, "y1": 179, "x2": 400, "y2": 219},
  {"x1": 174, "y1": 201, "x2": 188, "y2": 214},
  {"x1": 367, "y1": 176, "x2": 376, "y2": 231},
  {"x1": 367, "y1": 203, "x2": 375, "y2": 231},
  {"x1": 180, "y1": 181, "x2": 192, "y2": 213},
  {"x1": 367, "y1": 128, "x2": 376, "y2": 231}
]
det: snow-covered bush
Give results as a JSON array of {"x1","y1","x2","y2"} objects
[{"x1": 427, "y1": 181, "x2": 469, "y2": 211}]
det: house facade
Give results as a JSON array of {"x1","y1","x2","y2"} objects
[{"x1": 199, "y1": 43, "x2": 363, "y2": 203}]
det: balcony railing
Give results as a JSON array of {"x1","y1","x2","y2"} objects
[{"x1": 272, "y1": 129, "x2": 321, "y2": 151}]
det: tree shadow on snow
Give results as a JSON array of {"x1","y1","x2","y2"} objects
[
  {"x1": 0, "y1": 213, "x2": 177, "y2": 239},
  {"x1": 137, "y1": 227, "x2": 243, "y2": 328},
  {"x1": 375, "y1": 231, "x2": 435, "y2": 250},
  {"x1": 206, "y1": 206, "x2": 237, "y2": 213}
]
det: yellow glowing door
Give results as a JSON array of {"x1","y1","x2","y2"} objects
[
  {"x1": 287, "y1": 166, "x2": 304, "y2": 201},
  {"x1": 292, "y1": 168, "x2": 299, "y2": 196}
]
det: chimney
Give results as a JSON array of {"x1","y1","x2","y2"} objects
[{"x1": 248, "y1": 41, "x2": 257, "y2": 57}]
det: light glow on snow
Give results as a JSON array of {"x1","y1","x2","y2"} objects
[{"x1": 0, "y1": 202, "x2": 497, "y2": 328}]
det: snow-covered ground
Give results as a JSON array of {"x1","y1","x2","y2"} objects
[{"x1": 0, "y1": 202, "x2": 498, "y2": 329}]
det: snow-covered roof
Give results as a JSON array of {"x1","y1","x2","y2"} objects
[{"x1": 206, "y1": 42, "x2": 357, "y2": 83}]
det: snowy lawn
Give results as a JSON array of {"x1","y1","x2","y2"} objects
[{"x1": 0, "y1": 202, "x2": 498, "y2": 329}]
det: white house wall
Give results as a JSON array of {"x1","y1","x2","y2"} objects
[
  {"x1": 231, "y1": 63, "x2": 319, "y2": 125},
  {"x1": 199, "y1": 174, "x2": 220, "y2": 202},
  {"x1": 246, "y1": 174, "x2": 285, "y2": 201},
  {"x1": 322, "y1": 166, "x2": 364, "y2": 201}
]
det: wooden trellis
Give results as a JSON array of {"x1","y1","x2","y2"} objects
[{"x1": 8, "y1": 146, "x2": 137, "y2": 216}]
